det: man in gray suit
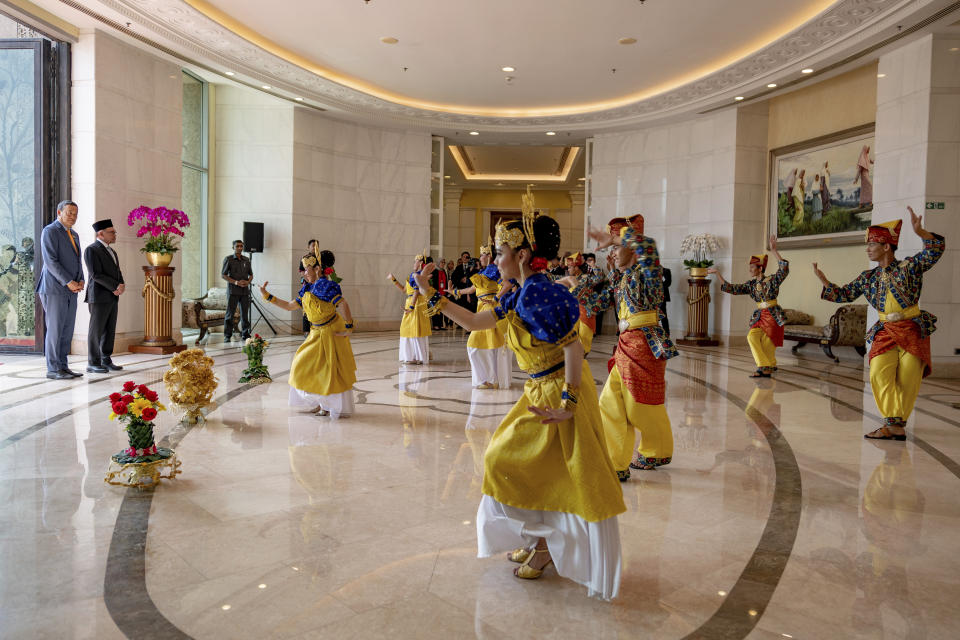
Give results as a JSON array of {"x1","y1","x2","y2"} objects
[
  {"x1": 84, "y1": 219, "x2": 125, "y2": 373},
  {"x1": 37, "y1": 201, "x2": 85, "y2": 379}
]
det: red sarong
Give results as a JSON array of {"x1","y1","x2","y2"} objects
[
  {"x1": 579, "y1": 305, "x2": 596, "y2": 333},
  {"x1": 606, "y1": 330, "x2": 666, "y2": 405},
  {"x1": 751, "y1": 309, "x2": 784, "y2": 347},
  {"x1": 869, "y1": 320, "x2": 932, "y2": 378}
]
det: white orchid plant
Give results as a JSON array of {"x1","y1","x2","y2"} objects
[{"x1": 679, "y1": 233, "x2": 722, "y2": 269}]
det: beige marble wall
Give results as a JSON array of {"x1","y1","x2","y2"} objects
[
  {"x1": 291, "y1": 110, "x2": 431, "y2": 330},
  {"x1": 591, "y1": 108, "x2": 767, "y2": 341},
  {"x1": 213, "y1": 86, "x2": 294, "y2": 330},
  {"x1": 874, "y1": 34, "x2": 960, "y2": 375},
  {"x1": 70, "y1": 30, "x2": 183, "y2": 354}
]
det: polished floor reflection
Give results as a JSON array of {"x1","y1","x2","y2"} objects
[{"x1": 2, "y1": 331, "x2": 960, "y2": 639}]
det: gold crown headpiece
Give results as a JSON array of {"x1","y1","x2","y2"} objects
[
  {"x1": 414, "y1": 248, "x2": 428, "y2": 261},
  {"x1": 494, "y1": 186, "x2": 538, "y2": 250},
  {"x1": 301, "y1": 254, "x2": 318, "y2": 269},
  {"x1": 480, "y1": 235, "x2": 493, "y2": 256}
]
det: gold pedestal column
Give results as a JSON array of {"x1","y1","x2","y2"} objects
[
  {"x1": 676, "y1": 275, "x2": 719, "y2": 347},
  {"x1": 129, "y1": 265, "x2": 187, "y2": 355}
]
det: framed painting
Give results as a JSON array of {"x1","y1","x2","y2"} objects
[{"x1": 769, "y1": 124, "x2": 875, "y2": 248}]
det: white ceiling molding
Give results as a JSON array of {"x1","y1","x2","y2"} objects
[{"x1": 67, "y1": 0, "x2": 945, "y2": 132}]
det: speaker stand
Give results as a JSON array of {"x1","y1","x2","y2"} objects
[{"x1": 246, "y1": 251, "x2": 278, "y2": 336}]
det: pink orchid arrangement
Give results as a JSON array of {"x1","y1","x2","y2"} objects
[{"x1": 127, "y1": 206, "x2": 191, "y2": 254}]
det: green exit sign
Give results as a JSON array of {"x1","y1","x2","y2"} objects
[{"x1": 925, "y1": 201, "x2": 945, "y2": 210}]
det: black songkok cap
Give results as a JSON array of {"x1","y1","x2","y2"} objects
[{"x1": 92, "y1": 219, "x2": 113, "y2": 232}]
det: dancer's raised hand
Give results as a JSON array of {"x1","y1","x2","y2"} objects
[{"x1": 412, "y1": 262, "x2": 436, "y2": 294}]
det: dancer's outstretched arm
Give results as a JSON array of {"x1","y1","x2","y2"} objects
[
  {"x1": 413, "y1": 263, "x2": 497, "y2": 331},
  {"x1": 259, "y1": 281, "x2": 301, "y2": 311}
]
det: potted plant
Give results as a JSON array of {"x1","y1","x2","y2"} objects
[
  {"x1": 679, "y1": 233, "x2": 721, "y2": 278},
  {"x1": 239, "y1": 334, "x2": 272, "y2": 384},
  {"x1": 127, "y1": 206, "x2": 191, "y2": 266}
]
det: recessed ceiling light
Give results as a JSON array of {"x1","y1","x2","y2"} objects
[
  {"x1": 545, "y1": 131, "x2": 556, "y2": 136},
  {"x1": 380, "y1": 36, "x2": 399, "y2": 44},
  {"x1": 221, "y1": 605, "x2": 231, "y2": 611},
  {"x1": 501, "y1": 66, "x2": 515, "y2": 72},
  {"x1": 801, "y1": 68, "x2": 814, "y2": 74},
  {"x1": 258, "y1": 584, "x2": 266, "y2": 589},
  {"x1": 262, "y1": 85, "x2": 271, "y2": 90},
  {"x1": 469, "y1": 131, "x2": 479, "y2": 136},
  {"x1": 295, "y1": 97, "x2": 303, "y2": 101},
  {"x1": 618, "y1": 37, "x2": 637, "y2": 45},
  {"x1": 496, "y1": 182, "x2": 504, "y2": 186},
  {"x1": 877, "y1": 73, "x2": 886, "y2": 78},
  {"x1": 767, "y1": 83, "x2": 777, "y2": 88},
  {"x1": 734, "y1": 96, "x2": 745, "y2": 101},
  {"x1": 225, "y1": 71, "x2": 235, "y2": 76}
]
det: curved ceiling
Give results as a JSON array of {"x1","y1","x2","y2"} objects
[
  {"x1": 40, "y1": 0, "x2": 954, "y2": 132},
  {"x1": 186, "y1": 0, "x2": 838, "y2": 116}
]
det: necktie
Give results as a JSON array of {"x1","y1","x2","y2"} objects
[
  {"x1": 108, "y1": 245, "x2": 119, "y2": 266},
  {"x1": 66, "y1": 228, "x2": 78, "y2": 255}
]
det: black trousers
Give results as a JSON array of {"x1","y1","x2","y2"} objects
[
  {"x1": 224, "y1": 294, "x2": 251, "y2": 338},
  {"x1": 88, "y1": 301, "x2": 118, "y2": 365},
  {"x1": 660, "y1": 301, "x2": 670, "y2": 337}
]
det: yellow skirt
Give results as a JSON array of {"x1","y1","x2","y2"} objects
[
  {"x1": 400, "y1": 304, "x2": 432, "y2": 338},
  {"x1": 288, "y1": 317, "x2": 357, "y2": 396},
  {"x1": 481, "y1": 364, "x2": 626, "y2": 523}
]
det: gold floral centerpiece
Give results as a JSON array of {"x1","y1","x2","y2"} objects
[
  {"x1": 164, "y1": 349, "x2": 218, "y2": 423},
  {"x1": 239, "y1": 334, "x2": 271, "y2": 384},
  {"x1": 104, "y1": 380, "x2": 181, "y2": 487}
]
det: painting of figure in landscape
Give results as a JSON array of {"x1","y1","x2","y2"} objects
[{"x1": 771, "y1": 129, "x2": 874, "y2": 246}]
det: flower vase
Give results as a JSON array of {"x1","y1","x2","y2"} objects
[
  {"x1": 146, "y1": 252, "x2": 173, "y2": 267},
  {"x1": 688, "y1": 267, "x2": 708, "y2": 278}
]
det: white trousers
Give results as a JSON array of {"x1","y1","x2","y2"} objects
[
  {"x1": 468, "y1": 346, "x2": 512, "y2": 388},
  {"x1": 476, "y1": 495, "x2": 622, "y2": 600},
  {"x1": 289, "y1": 387, "x2": 355, "y2": 418},
  {"x1": 399, "y1": 337, "x2": 429, "y2": 363}
]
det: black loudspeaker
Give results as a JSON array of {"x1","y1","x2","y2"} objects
[{"x1": 243, "y1": 222, "x2": 264, "y2": 253}]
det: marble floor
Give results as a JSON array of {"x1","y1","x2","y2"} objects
[{"x1": 2, "y1": 330, "x2": 960, "y2": 639}]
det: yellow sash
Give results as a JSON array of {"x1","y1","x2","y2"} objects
[
  {"x1": 878, "y1": 304, "x2": 920, "y2": 322},
  {"x1": 756, "y1": 298, "x2": 778, "y2": 310},
  {"x1": 618, "y1": 309, "x2": 659, "y2": 332}
]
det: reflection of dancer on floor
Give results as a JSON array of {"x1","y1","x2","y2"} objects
[
  {"x1": 814, "y1": 208, "x2": 944, "y2": 441},
  {"x1": 413, "y1": 200, "x2": 625, "y2": 600},
  {"x1": 387, "y1": 249, "x2": 431, "y2": 365},
  {"x1": 709, "y1": 235, "x2": 789, "y2": 378},
  {"x1": 441, "y1": 388, "x2": 497, "y2": 503},
  {"x1": 450, "y1": 239, "x2": 511, "y2": 389},
  {"x1": 584, "y1": 215, "x2": 678, "y2": 477},
  {"x1": 261, "y1": 250, "x2": 357, "y2": 418}
]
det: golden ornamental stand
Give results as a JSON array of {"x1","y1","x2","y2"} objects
[
  {"x1": 129, "y1": 265, "x2": 187, "y2": 355},
  {"x1": 675, "y1": 272, "x2": 719, "y2": 347}
]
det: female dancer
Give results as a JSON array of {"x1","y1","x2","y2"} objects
[
  {"x1": 708, "y1": 236, "x2": 789, "y2": 377},
  {"x1": 450, "y1": 240, "x2": 511, "y2": 389},
  {"x1": 387, "y1": 250, "x2": 432, "y2": 365},
  {"x1": 261, "y1": 250, "x2": 357, "y2": 417},
  {"x1": 414, "y1": 208, "x2": 625, "y2": 600}
]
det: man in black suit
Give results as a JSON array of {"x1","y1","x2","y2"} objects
[
  {"x1": 37, "y1": 200, "x2": 85, "y2": 379},
  {"x1": 84, "y1": 219, "x2": 125, "y2": 373}
]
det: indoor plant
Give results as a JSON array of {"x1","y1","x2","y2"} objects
[
  {"x1": 127, "y1": 205, "x2": 191, "y2": 266},
  {"x1": 679, "y1": 233, "x2": 721, "y2": 278}
]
